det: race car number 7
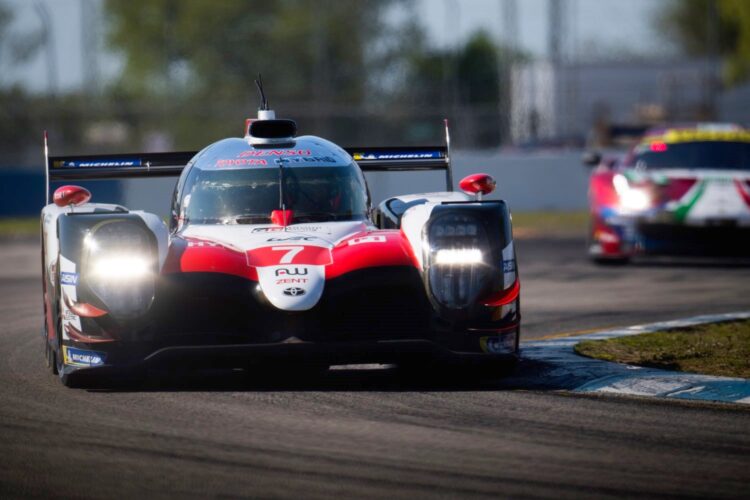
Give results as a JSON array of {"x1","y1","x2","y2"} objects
[{"x1": 271, "y1": 246, "x2": 304, "y2": 264}]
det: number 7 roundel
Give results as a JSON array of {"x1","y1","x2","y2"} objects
[{"x1": 246, "y1": 245, "x2": 333, "y2": 267}]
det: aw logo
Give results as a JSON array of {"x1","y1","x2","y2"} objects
[{"x1": 275, "y1": 267, "x2": 308, "y2": 277}]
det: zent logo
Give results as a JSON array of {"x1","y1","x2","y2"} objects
[
  {"x1": 276, "y1": 278, "x2": 308, "y2": 285},
  {"x1": 275, "y1": 267, "x2": 308, "y2": 277},
  {"x1": 283, "y1": 287, "x2": 306, "y2": 297}
]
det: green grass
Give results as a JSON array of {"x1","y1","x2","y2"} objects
[
  {"x1": 0, "y1": 217, "x2": 39, "y2": 238},
  {"x1": 511, "y1": 210, "x2": 588, "y2": 236},
  {"x1": 575, "y1": 320, "x2": 750, "y2": 379}
]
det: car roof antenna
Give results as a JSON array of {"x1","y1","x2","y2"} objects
[{"x1": 255, "y1": 74, "x2": 275, "y2": 119}]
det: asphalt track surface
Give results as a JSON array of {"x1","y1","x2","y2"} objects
[{"x1": 1, "y1": 237, "x2": 750, "y2": 499}]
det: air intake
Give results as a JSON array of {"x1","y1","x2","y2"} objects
[{"x1": 247, "y1": 119, "x2": 297, "y2": 146}]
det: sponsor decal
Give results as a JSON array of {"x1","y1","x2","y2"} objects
[
  {"x1": 252, "y1": 226, "x2": 324, "y2": 233},
  {"x1": 640, "y1": 129, "x2": 750, "y2": 147},
  {"x1": 348, "y1": 235, "x2": 386, "y2": 246},
  {"x1": 267, "y1": 236, "x2": 315, "y2": 242},
  {"x1": 59, "y1": 159, "x2": 141, "y2": 168},
  {"x1": 276, "y1": 278, "x2": 308, "y2": 285},
  {"x1": 274, "y1": 267, "x2": 308, "y2": 276},
  {"x1": 502, "y1": 260, "x2": 515, "y2": 273},
  {"x1": 63, "y1": 346, "x2": 106, "y2": 367},
  {"x1": 60, "y1": 272, "x2": 78, "y2": 286},
  {"x1": 283, "y1": 156, "x2": 337, "y2": 164},
  {"x1": 283, "y1": 287, "x2": 306, "y2": 297},
  {"x1": 63, "y1": 309, "x2": 78, "y2": 322},
  {"x1": 352, "y1": 150, "x2": 442, "y2": 161},
  {"x1": 215, "y1": 158, "x2": 268, "y2": 167},
  {"x1": 239, "y1": 149, "x2": 311, "y2": 157},
  {"x1": 187, "y1": 240, "x2": 221, "y2": 247}
]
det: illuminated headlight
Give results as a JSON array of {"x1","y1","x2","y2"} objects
[
  {"x1": 90, "y1": 256, "x2": 152, "y2": 281},
  {"x1": 619, "y1": 189, "x2": 651, "y2": 211},
  {"x1": 434, "y1": 248, "x2": 483, "y2": 265},
  {"x1": 426, "y1": 213, "x2": 491, "y2": 309},
  {"x1": 613, "y1": 174, "x2": 651, "y2": 211},
  {"x1": 83, "y1": 220, "x2": 157, "y2": 318}
]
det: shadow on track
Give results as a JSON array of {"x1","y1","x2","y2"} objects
[{"x1": 78, "y1": 358, "x2": 553, "y2": 394}]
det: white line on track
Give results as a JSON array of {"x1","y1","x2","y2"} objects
[{"x1": 522, "y1": 312, "x2": 750, "y2": 405}]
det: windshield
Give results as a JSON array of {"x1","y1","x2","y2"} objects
[
  {"x1": 182, "y1": 163, "x2": 369, "y2": 224},
  {"x1": 628, "y1": 141, "x2": 750, "y2": 170}
]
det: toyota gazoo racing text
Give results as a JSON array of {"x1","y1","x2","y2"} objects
[
  {"x1": 586, "y1": 123, "x2": 750, "y2": 262},
  {"x1": 41, "y1": 102, "x2": 521, "y2": 386}
]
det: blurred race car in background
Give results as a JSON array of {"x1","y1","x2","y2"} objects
[
  {"x1": 585, "y1": 123, "x2": 750, "y2": 262},
  {"x1": 41, "y1": 91, "x2": 521, "y2": 387}
]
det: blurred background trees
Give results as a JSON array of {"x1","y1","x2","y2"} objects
[
  {"x1": 658, "y1": 0, "x2": 750, "y2": 86},
  {"x1": 2, "y1": 0, "x2": 750, "y2": 165}
]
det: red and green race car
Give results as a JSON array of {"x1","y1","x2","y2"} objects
[{"x1": 586, "y1": 123, "x2": 750, "y2": 262}]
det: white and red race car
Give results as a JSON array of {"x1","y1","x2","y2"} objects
[{"x1": 41, "y1": 103, "x2": 520, "y2": 386}]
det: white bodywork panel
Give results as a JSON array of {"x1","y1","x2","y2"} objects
[{"x1": 42, "y1": 203, "x2": 169, "y2": 298}]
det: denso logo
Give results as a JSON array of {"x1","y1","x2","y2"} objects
[{"x1": 274, "y1": 267, "x2": 308, "y2": 276}]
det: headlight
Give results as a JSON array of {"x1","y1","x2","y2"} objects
[
  {"x1": 425, "y1": 213, "x2": 491, "y2": 309},
  {"x1": 613, "y1": 174, "x2": 651, "y2": 211},
  {"x1": 83, "y1": 220, "x2": 156, "y2": 318},
  {"x1": 90, "y1": 256, "x2": 152, "y2": 281},
  {"x1": 434, "y1": 248, "x2": 483, "y2": 265}
]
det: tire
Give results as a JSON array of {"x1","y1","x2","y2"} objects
[
  {"x1": 45, "y1": 334, "x2": 58, "y2": 375},
  {"x1": 55, "y1": 335, "x2": 73, "y2": 387}
]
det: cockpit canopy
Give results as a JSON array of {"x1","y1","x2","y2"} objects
[{"x1": 174, "y1": 136, "x2": 370, "y2": 226}]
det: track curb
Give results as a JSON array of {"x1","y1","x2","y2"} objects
[{"x1": 521, "y1": 312, "x2": 750, "y2": 405}]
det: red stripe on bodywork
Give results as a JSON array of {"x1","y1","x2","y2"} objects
[
  {"x1": 326, "y1": 230, "x2": 418, "y2": 279},
  {"x1": 661, "y1": 178, "x2": 698, "y2": 203},
  {"x1": 735, "y1": 180, "x2": 750, "y2": 207},
  {"x1": 480, "y1": 279, "x2": 520, "y2": 307},
  {"x1": 166, "y1": 230, "x2": 419, "y2": 281},
  {"x1": 44, "y1": 290, "x2": 55, "y2": 340},
  {"x1": 165, "y1": 237, "x2": 258, "y2": 280},
  {"x1": 64, "y1": 323, "x2": 116, "y2": 343}
]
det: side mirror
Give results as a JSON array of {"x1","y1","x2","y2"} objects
[
  {"x1": 459, "y1": 173, "x2": 496, "y2": 200},
  {"x1": 53, "y1": 185, "x2": 91, "y2": 208},
  {"x1": 582, "y1": 150, "x2": 602, "y2": 167}
]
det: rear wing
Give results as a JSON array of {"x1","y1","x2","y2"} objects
[{"x1": 45, "y1": 120, "x2": 454, "y2": 202}]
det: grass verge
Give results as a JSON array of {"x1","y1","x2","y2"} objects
[
  {"x1": 0, "y1": 218, "x2": 38, "y2": 239},
  {"x1": 511, "y1": 211, "x2": 588, "y2": 238},
  {"x1": 574, "y1": 320, "x2": 750, "y2": 379}
]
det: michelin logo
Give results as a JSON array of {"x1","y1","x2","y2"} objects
[
  {"x1": 60, "y1": 272, "x2": 78, "y2": 285},
  {"x1": 64, "y1": 346, "x2": 106, "y2": 367}
]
